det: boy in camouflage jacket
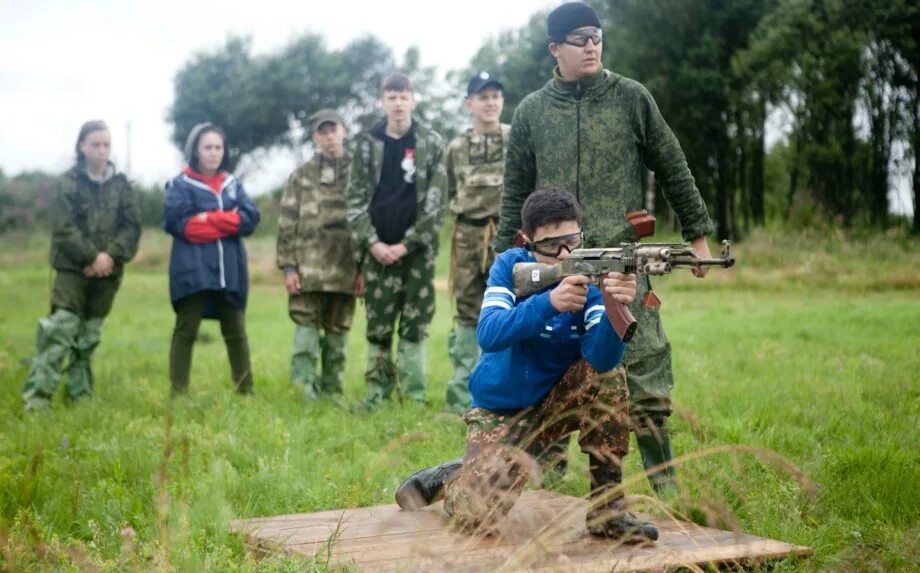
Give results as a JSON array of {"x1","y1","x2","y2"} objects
[
  {"x1": 277, "y1": 109, "x2": 358, "y2": 402},
  {"x1": 346, "y1": 73, "x2": 447, "y2": 410},
  {"x1": 443, "y1": 72, "x2": 511, "y2": 414}
]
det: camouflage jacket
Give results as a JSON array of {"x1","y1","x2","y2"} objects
[
  {"x1": 50, "y1": 164, "x2": 141, "y2": 277},
  {"x1": 346, "y1": 119, "x2": 447, "y2": 265},
  {"x1": 276, "y1": 153, "x2": 356, "y2": 294},
  {"x1": 495, "y1": 68, "x2": 714, "y2": 251},
  {"x1": 446, "y1": 124, "x2": 511, "y2": 221}
]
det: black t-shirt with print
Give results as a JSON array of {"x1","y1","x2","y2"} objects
[{"x1": 370, "y1": 120, "x2": 418, "y2": 244}]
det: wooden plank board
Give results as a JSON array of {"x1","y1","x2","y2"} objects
[{"x1": 231, "y1": 490, "x2": 812, "y2": 572}]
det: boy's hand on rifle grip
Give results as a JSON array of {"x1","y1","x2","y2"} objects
[
  {"x1": 602, "y1": 272, "x2": 637, "y2": 305},
  {"x1": 550, "y1": 275, "x2": 591, "y2": 313}
]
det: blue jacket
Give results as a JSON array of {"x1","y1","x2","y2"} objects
[
  {"x1": 469, "y1": 248, "x2": 627, "y2": 411},
  {"x1": 163, "y1": 172, "x2": 260, "y2": 314}
]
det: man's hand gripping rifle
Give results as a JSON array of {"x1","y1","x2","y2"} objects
[{"x1": 512, "y1": 241, "x2": 735, "y2": 342}]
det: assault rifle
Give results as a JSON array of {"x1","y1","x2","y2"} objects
[{"x1": 512, "y1": 241, "x2": 735, "y2": 342}]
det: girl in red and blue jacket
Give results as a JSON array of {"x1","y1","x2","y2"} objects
[{"x1": 163, "y1": 123, "x2": 260, "y2": 394}]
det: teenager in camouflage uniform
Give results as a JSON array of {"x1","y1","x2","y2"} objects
[
  {"x1": 22, "y1": 120, "x2": 141, "y2": 411},
  {"x1": 493, "y1": 3, "x2": 717, "y2": 495},
  {"x1": 443, "y1": 72, "x2": 511, "y2": 414},
  {"x1": 395, "y1": 189, "x2": 657, "y2": 542},
  {"x1": 346, "y1": 73, "x2": 447, "y2": 410},
  {"x1": 277, "y1": 110, "x2": 358, "y2": 403}
]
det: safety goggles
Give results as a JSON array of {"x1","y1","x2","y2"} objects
[
  {"x1": 563, "y1": 27, "x2": 603, "y2": 48},
  {"x1": 529, "y1": 231, "x2": 584, "y2": 257}
]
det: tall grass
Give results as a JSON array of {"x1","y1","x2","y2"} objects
[{"x1": 0, "y1": 226, "x2": 918, "y2": 570}]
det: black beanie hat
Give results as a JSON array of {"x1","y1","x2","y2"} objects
[{"x1": 547, "y1": 2, "x2": 601, "y2": 42}]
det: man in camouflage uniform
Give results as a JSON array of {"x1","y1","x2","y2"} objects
[
  {"x1": 22, "y1": 122, "x2": 141, "y2": 410},
  {"x1": 493, "y1": 3, "x2": 716, "y2": 496},
  {"x1": 346, "y1": 73, "x2": 447, "y2": 410},
  {"x1": 277, "y1": 109, "x2": 358, "y2": 403},
  {"x1": 443, "y1": 72, "x2": 511, "y2": 414},
  {"x1": 395, "y1": 189, "x2": 657, "y2": 542}
]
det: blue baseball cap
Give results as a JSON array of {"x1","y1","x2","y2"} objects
[{"x1": 467, "y1": 71, "x2": 504, "y2": 96}]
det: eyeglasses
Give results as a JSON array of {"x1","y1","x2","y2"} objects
[
  {"x1": 563, "y1": 28, "x2": 603, "y2": 48},
  {"x1": 529, "y1": 231, "x2": 584, "y2": 257}
]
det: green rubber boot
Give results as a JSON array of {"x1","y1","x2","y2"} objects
[
  {"x1": 65, "y1": 317, "x2": 103, "y2": 401},
  {"x1": 22, "y1": 309, "x2": 81, "y2": 409},
  {"x1": 444, "y1": 324, "x2": 477, "y2": 414},
  {"x1": 397, "y1": 338, "x2": 427, "y2": 404},
  {"x1": 291, "y1": 325, "x2": 321, "y2": 401},
  {"x1": 319, "y1": 332, "x2": 348, "y2": 402},
  {"x1": 351, "y1": 343, "x2": 395, "y2": 412},
  {"x1": 635, "y1": 414, "x2": 678, "y2": 498}
]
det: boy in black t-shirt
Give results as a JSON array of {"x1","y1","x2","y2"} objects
[{"x1": 346, "y1": 73, "x2": 447, "y2": 410}]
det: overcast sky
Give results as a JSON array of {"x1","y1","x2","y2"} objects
[
  {"x1": 2, "y1": 1, "x2": 913, "y2": 215},
  {"x1": 1, "y1": 0, "x2": 553, "y2": 193}
]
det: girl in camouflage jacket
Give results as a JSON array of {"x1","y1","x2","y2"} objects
[{"x1": 22, "y1": 120, "x2": 141, "y2": 411}]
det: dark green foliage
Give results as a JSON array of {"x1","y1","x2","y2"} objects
[
  {"x1": 0, "y1": 172, "x2": 165, "y2": 232},
  {"x1": 462, "y1": 0, "x2": 918, "y2": 233},
  {"x1": 460, "y1": 10, "x2": 557, "y2": 122},
  {"x1": 0, "y1": 170, "x2": 59, "y2": 232},
  {"x1": 167, "y1": 35, "x2": 457, "y2": 173},
  {"x1": 168, "y1": 37, "x2": 291, "y2": 173}
]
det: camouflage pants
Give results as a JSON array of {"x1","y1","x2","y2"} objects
[
  {"x1": 450, "y1": 220, "x2": 495, "y2": 326},
  {"x1": 623, "y1": 276, "x2": 673, "y2": 418},
  {"x1": 445, "y1": 220, "x2": 495, "y2": 412},
  {"x1": 21, "y1": 271, "x2": 121, "y2": 407},
  {"x1": 361, "y1": 248, "x2": 436, "y2": 404},
  {"x1": 623, "y1": 276, "x2": 677, "y2": 495},
  {"x1": 288, "y1": 291, "x2": 354, "y2": 400},
  {"x1": 443, "y1": 361, "x2": 630, "y2": 534}
]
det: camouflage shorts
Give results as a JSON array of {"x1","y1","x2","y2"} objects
[
  {"x1": 288, "y1": 291, "x2": 355, "y2": 334},
  {"x1": 451, "y1": 220, "x2": 495, "y2": 325},
  {"x1": 443, "y1": 360, "x2": 630, "y2": 533}
]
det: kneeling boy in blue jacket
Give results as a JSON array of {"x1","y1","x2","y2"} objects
[{"x1": 395, "y1": 188, "x2": 658, "y2": 542}]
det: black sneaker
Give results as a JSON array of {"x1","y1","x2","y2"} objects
[
  {"x1": 587, "y1": 501, "x2": 659, "y2": 542},
  {"x1": 395, "y1": 458, "x2": 464, "y2": 510}
]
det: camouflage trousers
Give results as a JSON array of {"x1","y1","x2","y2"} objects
[
  {"x1": 623, "y1": 275, "x2": 673, "y2": 418},
  {"x1": 21, "y1": 271, "x2": 121, "y2": 408},
  {"x1": 445, "y1": 220, "x2": 496, "y2": 412},
  {"x1": 288, "y1": 291, "x2": 354, "y2": 401},
  {"x1": 624, "y1": 276, "x2": 677, "y2": 495},
  {"x1": 549, "y1": 276, "x2": 677, "y2": 495},
  {"x1": 450, "y1": 220, "x2": 495, "y2": 326},
  {"x1": 443, "y1": 361, "x2": 630, "y2": 534},
  {"x1": 361, "y1": 248, "x2": 436, "y2": 404}
]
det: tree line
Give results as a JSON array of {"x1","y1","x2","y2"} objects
[
  {"x1": 462, "y1": 0, "x2": 918, "y2": 237},
  {"x1": 2, "y1": 1, "x2": 916, "y2": 236},
  {"x1": 168, "y1": 0, "x2": 920, "y2": 237}
]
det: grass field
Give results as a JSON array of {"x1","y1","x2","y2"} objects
[{"x1": 1, "y1": 225, "x2": 918, "y2": 571}]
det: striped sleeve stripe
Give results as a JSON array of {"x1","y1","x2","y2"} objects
[
  {"x1": 585, "y1": 316, "x2": 603, "y2": 331},
  {"x1": 584, "y1": 304, "x2": 605, "y2": 324},
  {"x1": 485, "y1": 286, "x2": 516, "y2": 302},
  {"x1": 481, "y1": 300, "x2": 512, "y2": 310}
]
